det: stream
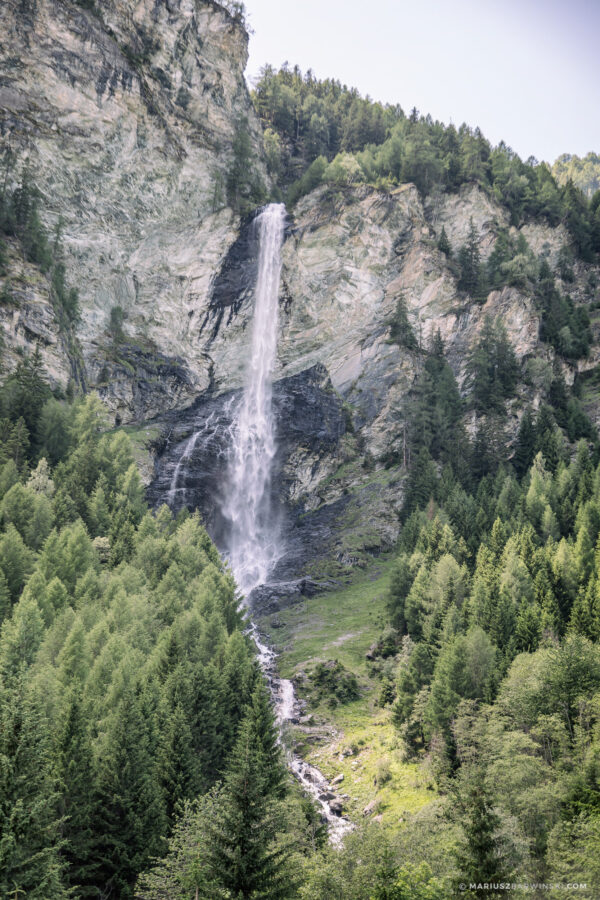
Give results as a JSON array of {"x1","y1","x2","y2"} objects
[{"x1": 252, "y1": 624, "x2": 354, "y2": 845}]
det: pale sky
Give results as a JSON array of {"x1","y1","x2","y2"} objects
[{"x1": 243, "y1": 0, "x2": 600, "y2": 164}]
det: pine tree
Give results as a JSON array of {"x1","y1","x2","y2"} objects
[
  {"x1": 452, "y1": 766, "x2": 509, "y2": 897},
  {"x1": 93, "y1": 686, "x2": 167, "y2": 898},
  {"x1": 57, "y1": 691, "x2": 99, "y2": 896},
  {"x1": 205, "y1": 686, "x2": 294, "y2": 900},
  {"x1": 437, "y1": 226, "x2": 451, "y2": 257},
  {"x1": 0, "y1": 678, "x2": 67, "y2": 898}
]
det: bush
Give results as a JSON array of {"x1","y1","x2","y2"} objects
[{"x1": 307, "y1": 659, "x2": 360, "y2": 706}]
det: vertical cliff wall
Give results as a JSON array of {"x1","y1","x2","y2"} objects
[{"x1": 0, "y1": 0, "x2": 266, "y2": 415}]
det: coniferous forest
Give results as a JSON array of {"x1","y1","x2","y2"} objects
[{"x1": 1, "y1": 1, "x2": 600, "y2": 898}]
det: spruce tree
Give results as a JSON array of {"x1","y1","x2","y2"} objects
[
  {"x1": 0, "y1": 678, "x2": 67, "y2": 898},
  {"x1": 58, "y1": 692, "x2": 99, "y2": 896},
  {"x1": 390, "y1": 295, "x2": 418, "y2": 350},
  {"x1": 158, "y1": 701, "x2": 198, "y2": 823},
  {"x1": 93, "y1": 686, "x2": 167, "y2": 898},
  {"x1": 513, "y1": 410, "x2": 536, "y2": 476},
  {"x1": 452, "y1": 766, "x2": 509, "y2": 897},
  {"x1": 205, "y1": 685, "x2": 293, "y2": 900},
  {"x1": 457, "y1": 219, "x2": 485, "y2": 299},
  {"x1": 403, "y1": 447, "x2": 437, "y2": 517},
  {"x1": 437, "y1": 225, "x2": 451, "y2": 257}
]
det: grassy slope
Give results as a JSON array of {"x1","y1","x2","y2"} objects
[{"x1": 258, "y1": 562, "x2": 436, "y2": 825}]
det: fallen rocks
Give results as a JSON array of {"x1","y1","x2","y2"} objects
[{"x1": 363, "y1": 798, "x2": 379, "y2": 817}]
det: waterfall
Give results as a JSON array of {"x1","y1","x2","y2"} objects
[
  {"x1": 221, "y1": 202, "x2": 286, "y2": 596},
  {"x1": 162, "y1": 201, "x2": 353, "y2": 843}
]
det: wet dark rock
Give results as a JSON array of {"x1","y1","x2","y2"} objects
[
  {"x1": 201, "y1": 215, "x2": 260, "y2": 340},
  {"x1": 201, "y1": 209, "x2": 296, "y2": 342},
  {"x1": 147, "y1": 363, "x2": 349, "y2": 581}
]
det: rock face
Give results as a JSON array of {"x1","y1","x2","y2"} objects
[
  {"x1": 147, "y1": 364, "x2": 355, "y2": 578},
  {"x1": 148, "y1": 179, "x2": 598, "y2": 582},
  {"x1": 0, "y1": 0, "x2": 266, "y2": 416},
  {"x1": 3, "y1": 0, "x2": 599, "y2": 581},
  {"x1": 0, "y1": 239, "x2": 76, "y2": 388}
]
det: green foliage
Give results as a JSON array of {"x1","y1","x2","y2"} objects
[
  {"x1": 426, "y1": 627, "x2": 496, "y2": 736},
  {"x1": 389, "y1": 294, "x2": 418, "y2": 350},
  {"x1": 0, "y1": 169, "x2": 80, "y2": 326},
  {"x1": 451, "y1": 758, "x2": 512, "y2": 896},
  {"x1": 253, "y1": 68, "x2": 598, "y2": 261},
  {"x1": 203, "y1": 687, "x2": 294, "y2": 899},
  {"x1": 0, "y1": 677, "x2": 67, "y2": 898},
  {"x1": 0, "y1": 278, "x2": 13, "y2": 306},
  {"x1": 553, "y1": 152, "x2": 600, "y2": 198},
  {"x1": 398, "y1": 333, "x2": 470, "y2": 508},
  {"x1": 382, "y1": 412, "x2": 600, "y2": 887},
  {"x1": 1, "y1": 346, "x2": 52, "y2": 450},
  {"x1": 307, "y1": 658, "x2": 360, "y2": 706},
  {"x1": 226, "y1": 117, "x2": 267, "y2": 214},
  {"x1": 466, "y1": 317, "x2": 519, "y2": 414},
  {"x1": 537, "y1": 259, "x2": 592, "y2": 359},
  {"x1": 138, "y1": 683, "x2": 294, "y2": 899},
  {"x1": 108, "y1": 304, "x2": 126, "y2": 343},
  {"x1": 0, "y1": 382, "x2": 273, "y2": 896},
  {"x1": 437, "y1": 226, "x2": 451, "y2": 257},
  {"x1": 457, "y1": 219, "x2": 485, "y2": 299}
]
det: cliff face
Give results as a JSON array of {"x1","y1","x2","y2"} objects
[
  {"x1": 2, "y1": 1, "x2": 600, "y2": 576},
  {"x1": 148, "y1": 179, "x2": 599, "y2": 577},
  {"x1": 0, "y1": 0, "x2": 265, "y2": 413}
]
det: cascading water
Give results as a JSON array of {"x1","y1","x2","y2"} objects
[
  {"x1": 165, "y1": 202, "x2": 353, "y2": 844},
  {"x1": 221, "y1": 202, "x2": 286, "y2": 595}
]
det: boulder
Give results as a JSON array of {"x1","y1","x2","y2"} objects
[
  {"x1": 329, "y1": 799, "x2": 344, "y2": 816},
  {"x1": 363, "y1": 799, "x2": 379, "y2": 817}
]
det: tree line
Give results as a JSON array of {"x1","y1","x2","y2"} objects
[
  {"x1": 366, "y1": 321, "x2": 600, "y2": 891},
  {"x1": 252, "y1": 66, "x2": 600, "y2": 264}
]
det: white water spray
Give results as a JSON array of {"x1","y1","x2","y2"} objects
[
  {"x1": 167, "y1": 411, "x2": 217, "y2": 507},
  {"x1": 221, "y1": 203, "x2": 286, "y2": 595}
]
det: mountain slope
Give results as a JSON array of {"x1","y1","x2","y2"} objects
[{"x1": 0, "y1": 0, "x2": 267, "y2": 419}]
